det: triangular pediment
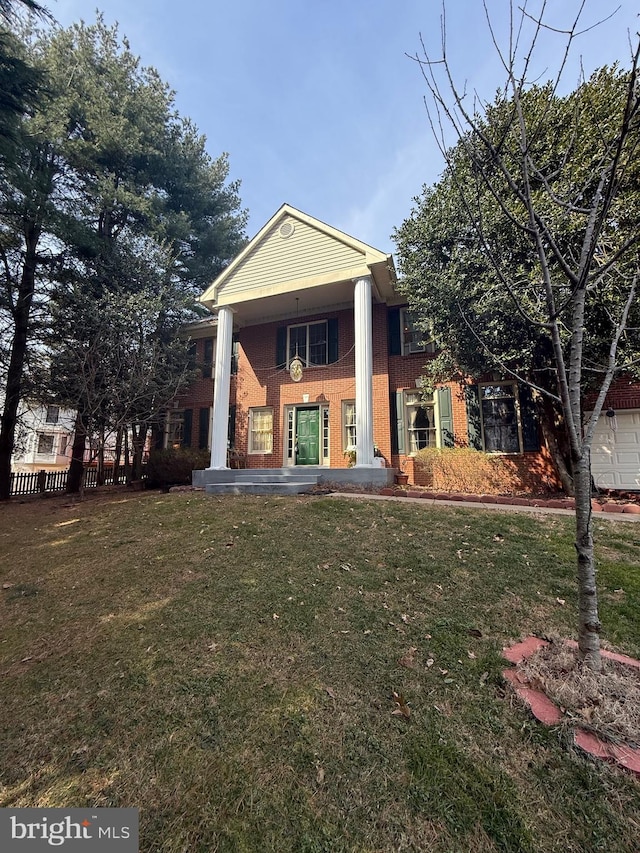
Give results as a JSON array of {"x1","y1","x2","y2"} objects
[{"x1": 200, "y1": 204, "x2": 393, "y2": 309}]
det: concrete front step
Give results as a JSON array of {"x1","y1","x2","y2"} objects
[
  {"x1": 205, "y1": 481, "x2": 317, "y2": 496},
  {"x1": 224, "y1": 472, "x2": 318, "y2": 482},
  {"x1": 192, "y1": 466, "x2": 395, "y2": 494}
]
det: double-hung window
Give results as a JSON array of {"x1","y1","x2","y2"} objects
[
  {"x1": 405, "y1": 391, "x2": 437, "y2": 451},
  {"x1": 480, "y1": 384, "x2": 521, "y2": 453},
  {"x1": 249, "y1": 407, "x2": 273, "y2": 454},
  {"x1": 288, "y1": 321, "x2": 328, "y2": 367},
  {"x1": 401, "y1": 309, "x2": 436, "y2": 355},
  {"x1": 342, "y1": 401, "x2": 357, "y2": 450},
  {"x1": 45, "y1": 405, "x2": 59, "y2": 424}
]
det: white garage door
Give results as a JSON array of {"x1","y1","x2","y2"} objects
[{"x1": 590, "y1": 409, "x2": 640, "y2": 490}]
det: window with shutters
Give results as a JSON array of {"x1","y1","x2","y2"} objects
[
  {"x1": 405, "y1": 391, "x2": 437, "y2": 451},
  {"x1": 401, "y1": 309, "x2": 436, "y2": 355},
  {"x1": 479, "y1": 383, "x2": 522, "y2": 453},
  {"x1": 249, "y1": 407, "x2": 273, "y2": 454},
  {"x1": 288, "y1": 321, "x2": 328, "y2": 366},
  {"x1": 166, "y1": 411, "x2": 185, "y2": 449}
]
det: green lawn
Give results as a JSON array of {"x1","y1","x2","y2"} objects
[{"x1": 1, "y1": 490, "x2": 639, "y2": 852}]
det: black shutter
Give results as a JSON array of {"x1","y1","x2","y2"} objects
[
  {"x1": 437, "y1": 387, "x2": 454, "y2": 447},
  {"x1": 203, "y1": 338, "x2": 213, "y2": 378},
  {"x1": 198, "y1": 407, "x2": 210, "y2": 449},
  {"x1": 327, "y1": 318, "x2": 339, "y2": 363},
  {"x1": 519, "y1": 384, "x2": 540, "y2": 452},
  {"x1": 465, "y1": 385, "x2": 482, "y2": 450},
  {"x1": 388, "y1": 307, "x2": 401, "y2": 355},
  {"x1": 276, "y1": 327, "x2": 287, "y2": 367},
  {"x1": 390, "y1": 390, "x2": 405, "y2": 454},
  {"x1": 183, "y1": 409, "x2": 193, "y2": 448},
  {"x1": 187, "y1": 342, "x2": 197, "y2": 370}
]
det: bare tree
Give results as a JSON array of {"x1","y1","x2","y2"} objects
[{"x1": 403, "y1": 1, "x2": 640, "y2": 671}]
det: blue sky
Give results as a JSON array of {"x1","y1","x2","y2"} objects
[{"x1": 51, "y1": 0, "x2": 638, "y2": 255}]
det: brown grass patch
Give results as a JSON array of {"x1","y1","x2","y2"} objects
[{"x1": 518, "y1": 642, "x2": 640, "y2": 745}]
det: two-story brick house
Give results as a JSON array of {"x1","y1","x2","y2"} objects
[{"x1": 163, "y1": 204, "x2": 565, "y2": 495}]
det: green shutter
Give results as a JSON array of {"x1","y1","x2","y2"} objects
[
  {"x1": 203, "y1": 338, "x2": 213, "y2": 379},
  {"x1": 327, "y1": 318, "x2": 339, "y2": 363},
  {"x1": 183, "y1": 409, "x2": 193, "y2": 448},
  {"x1": 388, "y1": 307, "x2": 401, "y2": 355},
  {"x1": 437, "y1": 386, "x2": 454, "y2": 447},
  {"x1": 276, "y1": 327, "x2": 287, "y2": 367},
  {"x1": 519, "y1": 384, "x2": 540, "y2": 452},
  {"x1": 465, "y1": 385, "x2": 482, "y2": 450},
  {"x1": 198, "y1": 407, "x2": 210, "y2": 449},
  {"x1": 390, "y1": 390, "x2": 405, "y2": 454}
]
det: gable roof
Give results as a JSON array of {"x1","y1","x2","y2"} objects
[{"x1": 200, "y1": 204, "x2": 396, "y2": 314}]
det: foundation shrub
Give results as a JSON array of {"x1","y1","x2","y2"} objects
[
  {"x1": 414, "y1": 447, "x2": 522, "y2": 494},
  {"x1": 146, "y1": 448, "x2": 210, "y2": 489}
]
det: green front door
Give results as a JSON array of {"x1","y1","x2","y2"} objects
[{"x1": 296, "y1": 407, "x2": 320, "y2": 465}]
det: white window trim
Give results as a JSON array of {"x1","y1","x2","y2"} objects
[
  {"x1": 342, "y1": 400, "x2": 357, "y2": 452},
  {"x1": 478, "y1": 382, "x2": 523, "y2": 454},
  {"x1": 404, "y1": 390, "x2": 439, "y2": 454},
  {"x1": 45, "y1": 405, "x2": 60, "y2": 424},
  {"x1": 248, "y1": 407, "x2": 274, "y2": 455},
  {"x1": 164, "y1": 410, "x2": 185, "y2": 450},
  {"x1": 36, "y1": 433, "x2": 56, "y2": 457},
  {"x1": 287, "y1": 320, "x2": 329, "y2": 368},
  {"x1": 282, "y1": 405, "x2": 329, "y2": 466},
  {"x1": 401, "y1": 308, "x2": 436, "y2": 356}
]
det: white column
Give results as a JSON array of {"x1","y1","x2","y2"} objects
[
  {"x1": 353, "y1": 275, "x2": 374, "y2": 466},
  {"x1": 209, "y1": 305, "x2": 233, "y2": 469}
]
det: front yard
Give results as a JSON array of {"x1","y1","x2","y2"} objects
[{"x1": 1, "y1": 491, "x2": 639, "y2": 852}]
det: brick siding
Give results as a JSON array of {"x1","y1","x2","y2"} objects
[{"x1": 176, "y1": 306, "x2": 561, "y2": 490}]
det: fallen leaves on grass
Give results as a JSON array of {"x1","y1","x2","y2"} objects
[
  {"x1": 398, "y1": 647, "x2": 418, "y2": 668},
  {"x1": 391, "y1": 691, "x2": 411, "y2": 719}
]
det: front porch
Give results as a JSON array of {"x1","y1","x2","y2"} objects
[{"x1": 193, "y1": 465, "x2": 396, "y2": 496}]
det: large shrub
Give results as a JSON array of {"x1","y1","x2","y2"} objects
[
  {"x1": 145, "y1": 448, "x2": 210, "y2": 490},
  {"x1": 413, "y1": 447, "x2": 523, "y2": 494}
]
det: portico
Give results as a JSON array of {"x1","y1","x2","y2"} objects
[{"x1": 197, "y1": 204, "x2": 398, "y2": 481}]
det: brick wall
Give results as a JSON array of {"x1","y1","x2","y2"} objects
[
  {"x1": 174, "y1": 308, "x2": 561, "y2": 491},
  {"x1": 585, "y1": 375, "x2": 640, "y2": 411},
  {"x1": 234, "y1": 306, "x2": 394, "y2": 468}
]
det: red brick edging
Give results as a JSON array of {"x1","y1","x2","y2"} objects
[
  {"x1": 502, "y1": 637, "x2": 640, "y2": 776},
  {"x1": 378, "y1": 488, "x2": 638, "y2": 514}
]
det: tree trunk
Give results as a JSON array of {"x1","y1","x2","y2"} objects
[
  {"x1": 124, "y1": 429, "x2": 131, "y2": 484},
  {"x1": 540, "y1": 414, "x2": 574, "y2": 496},
  {"x1": 67, "y1": 411, "x2": 88, "y2": 494},
  {"x1": 573, "y1": 447, "x2": 602, "y2": 672},
  {"x1": 97, "y1": 428, "x2": 105, "y2": 486},
  {"x1": 0, "y1": 227, "x2": 39, "y2": 500}
]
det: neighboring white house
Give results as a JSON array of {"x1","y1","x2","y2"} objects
[{"x1": 11, "y1": 402, "x2": 76, "y2": 473}]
